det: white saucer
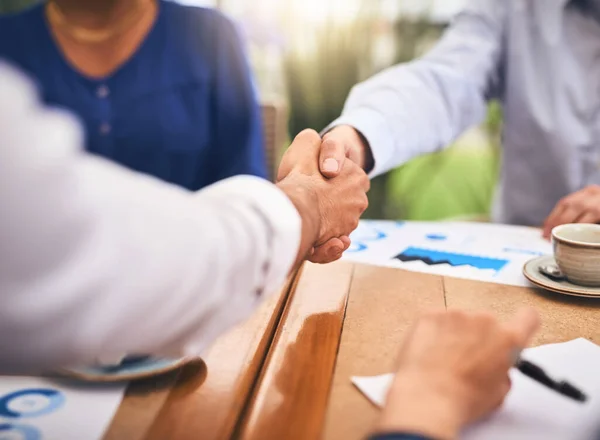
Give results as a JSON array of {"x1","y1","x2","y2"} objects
[{"x1": 523, "y1": 255, "x2": 600, "y2": 298}]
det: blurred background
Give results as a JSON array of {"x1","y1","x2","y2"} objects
[{"x1": 0, "y1": 0, "x2": 502, "y2": 221}]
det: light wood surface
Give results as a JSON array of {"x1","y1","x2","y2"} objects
[
  {"x1": 103, "y1": 262, "x2": 600, "y2": 440},
  {"x1": 103, "y1": 274, "x2": 297, "y2": 440},
  {"x1": 238, "y1": 261, "x2": 355, "y2": 440},
  {"x1": 323, "y1": 266, "x2": 600, "y2": 440},
  {"x1": 324, "y1": 264, "x2": 446, "y2": 440},
  {"x1": 234, "y1": 262, "x2": 600, "y2": 440}
]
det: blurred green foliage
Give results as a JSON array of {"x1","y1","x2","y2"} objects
[
  {"x1": 283, "y1": 3, "x2": 379, "y2": 138},
  {"x1": 282, "y1": 4, "x2": 502, "y2": 221}
]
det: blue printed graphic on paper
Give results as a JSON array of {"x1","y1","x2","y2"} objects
[
  {"x1": 502, "y1": 248, "x2": 544, "y2": 256},
  {"x1": 426, "y1": 234, "x2": 447, "y2": 241},
  {"x1": 394, "y1": 247, "x2": 509, "y2": 272},
  {"x1": 0, "y1": 423, "x2": 40, "y2": 440},
  {"x1": 364, "y1": 230, "x2": 387, "y2": 241},
  {"x1": 347, "y1": 224, "x2": 389, "y2": 253},
  {"x1": 0, "y1": 389, "x2": 65, "y2": 418},
  {"x1": 347, "y1": 243, "x2": 368, "y2": 253}
]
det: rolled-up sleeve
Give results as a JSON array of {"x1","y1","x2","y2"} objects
[
  {"x1": 326, "y1": 0, "x2": 507, "y2": 177},
  {"x1": 0, "y1": 62, "x2": 300, "y2": 373}
]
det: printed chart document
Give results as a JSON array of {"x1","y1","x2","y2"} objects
[
  {"x1": 0, "y1": 376, "x2": 126, "y2": 439},
  {"x1": 342, "y1": 221, "x2": 552, "y2": 287},
  {"x1": 352, "y1": 339, "x2": 600, "y2": 440}
]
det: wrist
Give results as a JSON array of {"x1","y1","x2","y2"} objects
[
  {"x1": 353, "y1": 128, "x2": 374, "y2": 173},
  {"x1": 276, "y1": 178, "x2": 321, "y2": 265},
  {"x1": 377, "y1": 375, "x2": 467, "y2": 440}
]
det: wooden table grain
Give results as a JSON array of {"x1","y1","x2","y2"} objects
[
  {"x1": 237, "y1": 261, "x2": 600, "y2": 440},
  {"x1": 103, "y1": 273, "x2": 298, "y2": 440}
]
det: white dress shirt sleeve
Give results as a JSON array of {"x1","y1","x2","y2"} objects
[
  {"x1": 326, "y1": 0, "x2": 507, "y2": 177},
  {"x1": 0, "y1": 62, "x2": 301, "y2": 373}
]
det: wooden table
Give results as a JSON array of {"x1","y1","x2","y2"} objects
[
  {"x1": 236, "y1": 261, "x2": 600, "y2": 440},
  {"x1": 101, "y1": 261, "x2": 600, "y2": 440},
  {"x1": 103, "y1": 274, "x2": 298, "y2": 440}
]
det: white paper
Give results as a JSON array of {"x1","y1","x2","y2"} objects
[
  {"x1": 342, "y1": 220, "x2": 552, "y2": 287},
  {"x1": 352, "y1": 338, "x2": 600, "y2": 440},
  {"x1": 0, "y1": 376, "x2": 126, "y2": 440}
]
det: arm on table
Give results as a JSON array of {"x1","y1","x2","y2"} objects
[
  {"x1": 324, "y1": 0, "x2": 507, "y2": 177},
  {"x1": 0, "y1": 62, "x2": 298, "y2": 373}
]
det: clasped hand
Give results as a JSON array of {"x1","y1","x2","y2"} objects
[{"x1": 276, "y1": 129, "x2": 370, "y2": 264}]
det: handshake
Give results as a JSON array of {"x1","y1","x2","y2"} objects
[{"x1": 276, "y1": 128, "x2": 371, "y2": 266}]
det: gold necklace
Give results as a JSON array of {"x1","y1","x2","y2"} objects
[{"x1": 45, "y1": 0, "x2": 154, "y2": 44}]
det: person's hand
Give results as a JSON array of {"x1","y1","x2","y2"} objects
[
  {"x1": 542, "y1": 185, "x2": 600, "y2": 239},
  {"x1": 376, "y1": 308, "x2": 540, "y2": 440},
  {"x1": 307, "y1": 125, "x2": 374, "y2": 262},
  {"x1": 319, "y1": 125, "x2": 373, "y2": 177},
  {"x1": 276, "y1": 129, "x2": 370, "y2": 266}
]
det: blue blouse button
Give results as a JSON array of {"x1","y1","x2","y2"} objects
[
  {"x1": 96, "y1": 85, "x2": 109, "y2": 99},
  {"x1": 99, "y1": 122, "x2": 111, "y2": 135}
]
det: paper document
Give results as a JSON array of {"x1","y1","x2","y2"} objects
[
  {"x1": 342, "y1": 220, "x2": 552, "y2": 287},
  {"x1": 352, "y1": 338, "x2": 600, "y2": 440},
  {"x1": 0, "y1": 376, "x2": 126, "y2": 440}
]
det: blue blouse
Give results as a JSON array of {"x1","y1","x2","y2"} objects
[{"x1": 0, "y1": 1, "x2": 266, "y2": 190}]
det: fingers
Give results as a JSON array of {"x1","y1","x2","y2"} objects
[
  {"x1": 319, "y1": 137, "x2": 346, "y2": 178},
  {"x1": 277, "y1": 129, "x2": 323, "y2": 181},
  {"x1": 339, "y1": 159, "x2": 371, "y2": 192},
  {"x1": 543, "y1": 203, "x2": 567, "y2": 239},
  {"x1": 339, "y1": 235, "x2": 352, "y2": 250},
  {"x1": 292, "y1": 128, "x2": 322, "y2": 153},
  {"x1": 503, "y1": 307, "x2": 540, "y2": 349},
  {"x1": 543, "y1": 186, "x2": 600, "y2": 238},
  {"x1": 309, "y1": 237, "x2": 347, "y2": 264},
  {"x1": 578, "y1": 212, "x2": 599, "y2": 224}
]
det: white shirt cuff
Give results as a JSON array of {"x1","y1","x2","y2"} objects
[{"x1": 199, "y1": 175, "x2": 301, "y2": 296}]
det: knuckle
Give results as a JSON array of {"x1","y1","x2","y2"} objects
[
  {"x1": 446, "y1": 309, "x2": 466, "y2": 320},
  {"x1": 471, "y1": 312, "x2": 497, "y2": 332},
  {"x1": 571, "y1": 199, "x2": 584, "y2": 210},
  {"x1": 558, "y1": 197, "x2": 570, "y2": 208},
  {"x1": 322, "y1": 137, "x2": 342, "y2": 152},
  {"x1": 360, "y1": 196, "x2": 369, "y2": 212},
  {"x1": 419, "y1": 311, "x2": 440, "y2": 324},
  {"x1": 476, "y1": 311, "x2": 497, "y2": 324},
  {"x1": 423, "y1": 309, "x2": 446, "y2": 324},
  {"x1": 363, "y1": 175, "x2": 371, "y2": 191},
  {"x1": 295, "y1": 128, "x2": 321, "y2": 144}
]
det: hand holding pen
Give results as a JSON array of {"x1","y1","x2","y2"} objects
[{"x1": 376, "y1": 308, "x2": 541, "y2": 440}]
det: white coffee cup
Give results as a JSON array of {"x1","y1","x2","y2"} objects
[{"x1": 552, "y1": 224, "x2": 600, "y2": 287}]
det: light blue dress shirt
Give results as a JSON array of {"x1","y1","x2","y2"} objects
[{"x1": 330, "y1": 0, "x2": 600, "y2": 226}]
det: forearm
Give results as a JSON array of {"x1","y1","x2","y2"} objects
[
  {"x1": 325, "y1": 0, "x2": 505, "y2": 177},
  {"x1": 0, "y1": 63, "x2": 300, "y2": 372},
  {"x1": 1, "y1": 162, "x2": 300, "y2": 372}
]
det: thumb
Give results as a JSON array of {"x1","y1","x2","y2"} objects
[
  {"x1": 277, "y1": 129, "x2": 322, "y2": 181},
  {"x1": 505, "y1": 307, "x2": 540, "y2": 349},
  {"x1": 319, "y1": 137, "x2": 346, "y2": 178}
]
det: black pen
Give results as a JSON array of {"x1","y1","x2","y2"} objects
[{"x1": 515, "y1": 358, "x2": 588, "y2": 403}]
